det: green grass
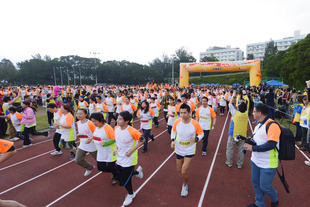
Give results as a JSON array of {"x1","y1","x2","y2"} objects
[
  {"x1": 275, "y1": 118, "x2": 296, "y2": 136},
  {"x1": 190, "y1": 72, "x2": 250, "y2": 85}
]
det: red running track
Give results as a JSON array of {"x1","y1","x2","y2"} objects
[{"x1": 0, "y1": 111, "x2": 309, "y2": 207}]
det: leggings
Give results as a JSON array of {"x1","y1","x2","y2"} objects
[
  {"x1": 97, "y1": 161, "x2": 118, "y2": 178},
  {"x1": 117, "y1": 165, "x2": 138, "y2": 194}
]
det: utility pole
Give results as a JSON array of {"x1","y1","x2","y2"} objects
[
  {"x1": 53, "y1": 66, "x2": 56, "y2": 85},
  {"x1": 90, "y1": 52, "x2": 100, "y2": 85}
]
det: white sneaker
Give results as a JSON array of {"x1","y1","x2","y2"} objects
[
  {"x1": 202, "y1": 151, "x2": 207, "y2": 156},
  {"x1": 49, "y1": 125, "x2": 55, "y2": 129},
  {"x1": 123, "y1": 193, "x2": 135, "y2": 206},
  {"x1": 181, "y1": 185, "x2": 188, "y2": 197},
  {"x1": 84, "y1": 165, "x2": 95, "y2": 176},
  {"x1": 22, "y1": 144, "x2": 33, "y2": 148},
  {"x1": 305, "y1": 161, "x2": 310, "y2": 166},
  {"x1": 51, "y1": 151, "x2": 63, "y2": 155},
  {"x1": 10, "y1": 137, "x2": 20, "y2": 142},
  {"x1": 135, "y1": 166, "x2": 143, "y2": 179},
  {"x1": 46, "y1": 131, "x2": 50, "y2": 139}
]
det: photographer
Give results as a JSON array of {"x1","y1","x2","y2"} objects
[
  {"x1": 225, "y1": 90, "x2": 248, "y2": 169},
  {"x1": 244, "y1": 103, "x2": 280, "y2": 207}
]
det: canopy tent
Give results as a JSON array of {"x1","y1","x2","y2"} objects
[
  {"x1": 190, "y1": 83, "x2": 196, "y2": 85},
  {"x1": 232, "y1": 83, "x2": 240, "y2": 86},
  {"x1": 266, "y1": 80, "x2": 287, "y2": 87},
  {"x1": 200, "y1": 83, "x2": 205, "y2": 85},
  {"x1": 215, "y1": 83, "x2": 220, "y2": 85}
]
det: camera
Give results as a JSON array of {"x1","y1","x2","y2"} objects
[{"x1": 234, "y1": 134, "x2": 256, "y2": 146}]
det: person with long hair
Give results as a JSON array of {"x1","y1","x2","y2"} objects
[
  {"x1": 55, "y1": 103, "x2": 77, "y2": 160},
  {"x1": 136, "y1": 100, "x2": 155, "y2": 153},
  {"x1": 20, "y1": 101, "x2": 37, "y2": 147},
  {"x1": 89, "y1": 112, "x2": 118, "y2": 185},
  {"x1": 75, "y1": 108, "x2": 97, "y2": 176}
]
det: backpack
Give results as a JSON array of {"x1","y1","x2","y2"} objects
[
  {"x1": 266, "y1": 121, "x2": 295, "y2": 160},
  {"x1": 266, "y1": 121, "x2": 295, "y2": 193}
]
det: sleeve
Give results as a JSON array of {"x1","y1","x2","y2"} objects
[
  {"x1": 266, "y1": 123, "x2": 281, "y2": 143},
  {"x1": 104, "y1": 99, "x2": 107, "y2": 104},
  {"x1": 7, "y1": 114, "x2": 11, "y2": 119},
  {"x1": 196, "y1": 98, "x2": 199, "y2": 104},
  {"x1": 157, "y1": 103, "x2": 162, "y2": 108},
  {"x1": 103, "y1": 104, "x2": 109, "y2": 111},
  {"x1": 15, "y1": 113, "x2": 22, "y2": 120},
  {"x1": 66, "y1": 114, "x2": 74, "y2": 127},
  {"x1": 128, "y1": 127, "x2": 142, "y2": 141},
  {"x1": 149, "y1": 109, "x2": 155, "y2": 117},
  {"x1": 105, "y1": 125, "x2": 115, "y2": 140},
  {"x1": 112, "y1": 98, "x2": 116, "y2": 104},
  {"x1": 195, "y1": 108, "x2": 199, "y2": 117},
  {"x1": 252, "y1": 141, "x2": 277, "y2": 152},
  {"x1": 193, "y1": 120, "x2": 204, "y2": 140},
  {"x1": 85, "y1": 101, "x2": 89, "y2": 107},
  {"x1": 229, "y1": 103, "x2": 237, "y2": 117},
  {"x1": 171, "y1": 120, "x2": 179, "y2": 140},
  {"x1": 296, "y1": 105, "x2": 303, "y2": 113},
  {"x1": 176, "y1": 104, "x2": 180, "y2": 113},
  {"x1": 87, "y1": 121, "x2": 96, "y2": 133},
  {"x1": 136, "y1": 109, "x2": 141, "y2": 117},
  {"x1": 120, "y1": 104, "x2": 124, "y2": 111},
  {"x1": 131, "y1": 104, "x2": 137, "y2": 111},
  {"x1": 209, "y1": 107, "x2": 216, "y2": 118}
]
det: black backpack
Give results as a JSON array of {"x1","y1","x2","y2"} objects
[
  {"x1": 266, "y1": 121, "x2": 295, "y2": 193},
  {"x1": 266, "y1": 121, "x2": 295, "y2": 160}
]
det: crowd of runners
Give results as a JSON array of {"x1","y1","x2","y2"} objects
[{"x1": 0, "y1": 81, "x2": 310, "y2": 206}]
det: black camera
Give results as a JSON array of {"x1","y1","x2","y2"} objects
[{"x1": 234, "y1": 134, "x2": 256, "y2": 146}]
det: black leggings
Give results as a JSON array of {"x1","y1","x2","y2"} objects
[
  {"x1": 117, "y1": 165, "x2": 138, "y2": 194},
  {"x1": 53, "y1": 132, "x2": 62, "y2": 151},
  {"x1": 47, "y1": 111, "x2": 54, "y2": 125},
  {"x1": 97, "y1": 161, "x2": 118, "y2": 178},
  {"x1": 220, "y1": 106, "x2": 225, "y2": 114},
  {"x1": 30, "y1": 126, "x2": 48, "y2": 137}
]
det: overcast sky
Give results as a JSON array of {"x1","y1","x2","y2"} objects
[{"x1": 1, "y1": 0, "x2": 309, "y2": 66}]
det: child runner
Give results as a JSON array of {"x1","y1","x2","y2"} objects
[
  {"x1": 75, "y1": 108, "x2": 97, "y2": 176},
  {"x1": 55, "y1": 103, "x2": 77, "y2": 160},
  {"x1": 113, "y1": 111, "x2": 144, "y2": 206},
  {"x1": 47, "y1": 103, "x2": 63, "y2": 155},
  {"x1": 90, "y1": 112, "x2": 118, "y2": 185}
]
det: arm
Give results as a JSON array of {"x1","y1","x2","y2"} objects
[{"x1": 252, "y1": 141, "x2": 277, "y2": 152}]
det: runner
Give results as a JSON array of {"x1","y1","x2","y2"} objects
[
  {"x1": 0, "y1": 139, "x2": 16, "y2": 164},
  {"x1": 150, "y1": 97, "x2": 161, "y2": 128},
  {"x1": 75, "y1": 108, "x2": 97, "y2": 176},
  {"x1": 195, "y1": 97, "x2": 216, "y2": 155},
  {"x1": 47, "y1": 103, "x2": 63, "y2": 155},
  {"x1": 136, "y1": 100, "x2": 155, "y2": 153},
  {"x1": 170, "y1": 104, "x2": 204, "y2": 197},
  {"x1": 104, "y1": 92, "x2": 117, "y2": 125},
  {"x1": 167, "y1": 97, "x2": 177, "y2": 135},
  {"x1": 113, "y1": 111, "x2": 144, "y2": 206},
  {"x1": 90, "y1": 112, "x2": 118, "y2": 185}
]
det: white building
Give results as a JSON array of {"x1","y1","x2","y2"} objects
[
  {"x1": 200, "y1": 45, "x2": 244, "y2": 62},
  {"x1": 246, "y1": 30, "x2": 307, "y2": 60}
]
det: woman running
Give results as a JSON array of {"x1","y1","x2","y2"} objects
[
  {"x1": 90, "y1": 112, "x2": 118, "y2": 185},
  {"x1": 76, "y1": 108, "x2": 97, "y2": 176},
  {"x1": 20, "y1": 101, "x2": 37, "y2": 147}
]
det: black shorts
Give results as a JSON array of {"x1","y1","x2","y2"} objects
[
  {"x1": 116, "y1": 165, "x2": 135, "y2": 186},
  {"x1": 176, "y1": 154, "x2": 195, "y2": 160}
]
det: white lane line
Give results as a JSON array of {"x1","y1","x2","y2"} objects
[
  {"x1": 0, "y1": 160, "x2": 74, "y2": 195},
  {"x1": 0, "y1": 150, "x2": 55, "y2": 171},
  {"x1": 16, "y1": 138, "x2": 52, "y2": 151},
  {"x1": 45, "y1": 172, "x2": 103, "y2": 207},
  {"x1": 135, "y1": 151, "x2": 174, "y2": 194},
  {"x1": 248, "y1": 119, "x2": 310, "y2": 161},
  {"x1": 197, "y1": 112, "x2": 230, "y2": 207},
  {"x1": 44, "y1": 129, "x2": 168, "y2": 206}
]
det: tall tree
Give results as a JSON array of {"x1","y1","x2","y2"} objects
[
  {"x1": 263, "y1": 41, "x2": 278, "y2": 68},
  {"x1": 247, "y1": 54, "x2": 254, "y2": 60},
  {"x1": 201, "y1": 54, "x2": 218, "y2": 62}
]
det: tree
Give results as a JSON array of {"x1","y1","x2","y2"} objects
[
  {"x1": 172, "y1": 47, "x2": 196, "y2": 77},
  {"x1": 247, "y1": 54, "x2": 254, "y2": 60},
  {"x1": 0, "y1": 59, "x2": 17, "y2": 84},
  {"x1": 201, "y1": 54, "x2": 218, "y2": 62},
  {"x1": 263, "y1": 41, "x2": 278, "y2": 68}
]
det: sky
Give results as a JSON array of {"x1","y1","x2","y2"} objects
[{"x1": 1, "y1": 0, "x2": 309, "y2": 67}]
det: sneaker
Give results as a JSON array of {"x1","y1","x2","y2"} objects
[
  {"x1": 46, "y1": 131, "x2": 50, "y2": 139},
  {"x1": 136, "y1": 166, "x2": 143, "y2": 179},
  {"x1": 51, "y1": 151, "x2": 63, "y2": 155},
  {"x1": 69, "y1": 152, "x2": 75, "y2": 160},
  {"x1": 112, "y1": 179, "x2": 119, "y2": 186},
  {"x1": 9, "y1": 137, "x2": 20, "y2": 142},
  {"x1": 202, "y1": 151, "x2": 207, "y2": 156},
  {"x1": 225, "y1": 162, "x2": 232, "y2": 168},
  {"x1": 123, "y1": 193, "x2": 135, "y2": 206},
  {"x1": 29, "y1": 138, "x2": 33, "y2": 142},
  {"x1": 49, "y1": 125, "x2": 54, "y2": 129},
  {"x1": 305, "y1": 161, "x2": 310, "y2": 166},
  {"x1": 237, "y1": 165, "x2": 243, "y2": 169},
  {"x1": 84, "y1": 165, "x2": 95, "y2": 176},
  {"x1": 22, "y1": 144, "x2": 33, "y2": 148},
  {"x1": 150, "y1": 134, "x2": 155, "y2": 141},
  {"x1": 181, "y1": 185, "x2": 188, "y2": 197},
  {"x1": 142, "y1": 148, "x2": 147, "y2": 153}
]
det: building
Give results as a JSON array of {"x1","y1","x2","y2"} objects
[
  {"x1": 200, "y1": 45, "x2": 244, "y2": 62},
  {"x1": 246, "y1": 30, "x2": 307, "y2": 60}
]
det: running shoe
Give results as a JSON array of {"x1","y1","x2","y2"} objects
[
  {"x1": 49, "y1": 125, "x2": 55, "y2": 129},
  {"x1": 123, "y1": 193, "x2": 135, "y2": 206},
  {"x1": 51, "y1": 151, "x2": 63, "y2": 155},
  {"x1": 202, "y1": 151, "x2": 207, "y2": 156},
  {"x1": 305, "y1": 161, "x2": 310, "y2": 166},
  {"x1": 150, "y1": 134, "x2": 155, "y2": 141},
  {"x1": 225, "y1": 161, "x2": 232, "y2": 168},
  {"x1": 22, "y1": 144, "x2": 33, "y2": 148},
  {"x1": 69, "y1": 152, "x2": 75, "y2": 160},
  {"x1": 181, "y1": 185, "x2": 188, "y2": 197},
  {"x1": 135, "y1": 166, "x2": 143, "y2": 179},
  {"x1": 46, "y1": 131, "x2": 50, "y2": 139},
  {"x1": 112, "y1": 179, "x2": 119, "y2": 186},
  {"x1": 84, "y1": 165, "x2": 95, "y2": 176},
  {"x1": 9, "y1": 137, "x2": 20, "y2": 142}
]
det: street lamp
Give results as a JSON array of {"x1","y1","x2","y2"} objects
[{"x1": 90, "y1": 52, "x2": 100, "y2": 85}]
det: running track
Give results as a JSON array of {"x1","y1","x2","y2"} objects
[{"x1": 0, "y1": 111, "x2": 309, "y2": 207}]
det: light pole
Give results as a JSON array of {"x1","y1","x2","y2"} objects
[{"x1": 90, "y1": 52, "x2": 100, "y2": 85}]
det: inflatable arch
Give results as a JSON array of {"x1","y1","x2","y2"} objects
[{"x1": 179, "y1": 59, "x2": 261, "y2": 87}]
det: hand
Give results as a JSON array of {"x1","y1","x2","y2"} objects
[
  {"x1": 85, "y1": 139, "x2": 92, "y2": 144},
  {"x1": 170, "y1": 141, "x2": 175, "y2": 149},
  {"x1": 112, "y1": 150, "x2": 117, "y2": 156},
  {"x1": 189, "y1": 137, "x2": 195, "y2": 144},
  {"x1": 125, "y1": 149, "x2": 133, "y2": 157},
  {"x1": 98, "y1": 141, "x2": 104, "y2": 146},
  {"x1": 211, "y1": 125, "x2": 215, "y2": 131},
  {"x1": 243, "y1": 143, "x2": 252, "y2": 151}
]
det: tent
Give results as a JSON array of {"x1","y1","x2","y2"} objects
[
  {"x1": 210, "y1": 83, "x2": 215, "y2": 85},
  {"x1": 245, "y1": 83, "x2": 250, "y2": 86},
  {"x1": 191, "y1": 83, "x2": 196, "y2": 85},
  {"x1": 200, "y1": 83, "x2": 205, "y2": 85},
  {"x1": 215, "y1": 83, "x2": 220, "y2": 85},
  {"x1": 233, "y1": 83, "x2": 240, "y2": 86},
  {"x1": 266, "y1": 80, "x2": 287, "y2": 87},
  {"x1": 205, "y1": 83, "x2": 210, "y2": 85}
]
